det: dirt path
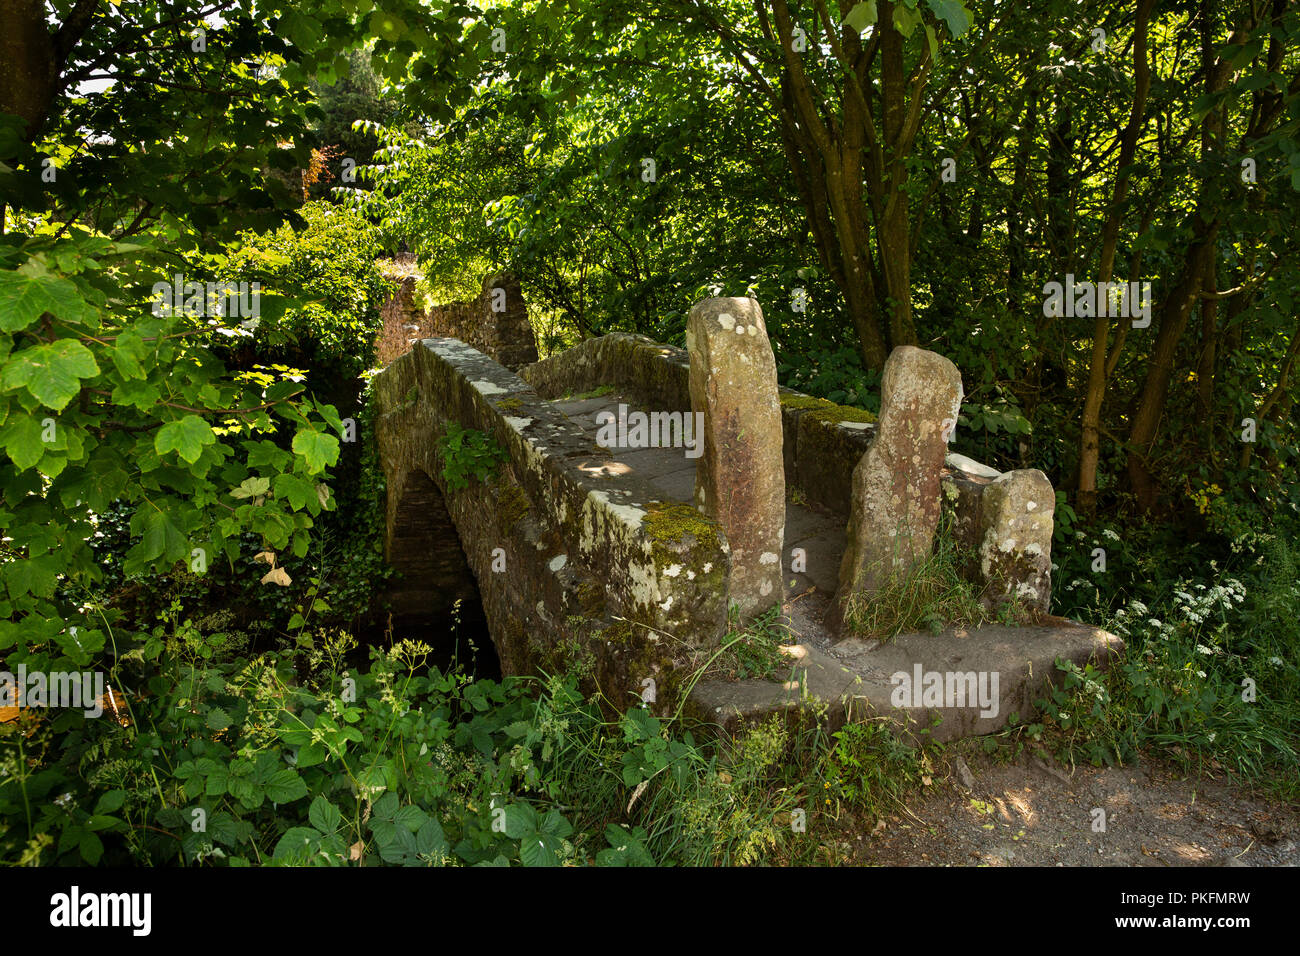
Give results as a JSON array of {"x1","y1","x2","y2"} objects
[{"x1": 844, "y1": 751, "x2": 1300, "y2": 866}]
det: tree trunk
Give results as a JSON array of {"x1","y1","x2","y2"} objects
[
  {"x1": 1075, "y1": 0, "x2": 1154, "y2": 514},
  {"x1": 1125, "y1": 4, "x2": 1243, "y2": 510}
]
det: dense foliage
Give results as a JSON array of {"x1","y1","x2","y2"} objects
[{"x1": 1, "y1": 0, "x2": 1297, "y2": 867}]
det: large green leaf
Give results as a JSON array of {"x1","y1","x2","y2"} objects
[
  {"x1": 155, "y1": 415, "x2": 216, "y2": 464},
  {"x1": 264, "y1": 768, "x2": 309, "y2": 805},
  {"x1": 1, "y1": 339, "x2": 100, "y2": 411},
  {"x1": 0, "y1": 270, "x2": 96, "y2": 331},
  {"x1": 292, "y1": 427, "x2": 340, "y2": 474},
  {"x1": 110, "y1": 329, "x2": 150, "y2": 380},
  {"x1": 273, "y1": 472, "x2": 317, "y2": 510},
  {"x1": 926, "y1": 0, "x2": 973, "y2": 38},
  {"x1": 136, "y1": 505, "x2": 188, "y2": 564},
  {"x1": 308, "y1": 796, "x2": 343, "y2": 833},
  {"x1": 844, "y1": 1, "x2": 878, "y2": 31},
  {"x1": 0, "y1": 413, "x2": 47, "y2": 470},
  {"x1": 892, "y1": 2, "x2": 922, "y2": 37}
]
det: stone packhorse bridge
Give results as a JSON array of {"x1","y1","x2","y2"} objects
[{"x1": 371, "y1": 294, "x2": 1122, "y2": 740}]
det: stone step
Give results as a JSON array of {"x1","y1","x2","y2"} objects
[{"x1": 687, "y1": 621, "x2": 1123, "y2": 744}]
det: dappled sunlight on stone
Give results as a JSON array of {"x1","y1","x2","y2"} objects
[{"x1": 579, "y1": 460, "x2": 631, "y2": 478}]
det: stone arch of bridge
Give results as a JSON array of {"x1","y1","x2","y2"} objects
[{"x1": 384, "y1": 465, "x2": 497, "y2": 674}]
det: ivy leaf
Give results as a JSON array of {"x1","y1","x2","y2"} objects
[
  {"x1": 292, "y1": 427, "x2": 339, "y2": 474},
  {"x1": 1, "y1": 339, "x2": 100, "y2": 411},
  {"x1": 0, "y1": 270, "x2": 96, "y2": 331},
  {"x1": 155, "y1": 415, "x2": 216, "y2": 463}
]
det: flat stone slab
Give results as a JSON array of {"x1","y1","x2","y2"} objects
[{"x1": 689, "y1": 622, "x2": 1124, "y2": 743}]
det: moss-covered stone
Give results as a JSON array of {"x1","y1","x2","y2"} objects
[
  {"x1": 496, "y1": 396, "x2": 525, "y2": 411},
  {"x1": 780, "y1": 392, "x2": 876, "y2": 424},
  {"x1": 642, "y1": 501, "x2": 721, "y2": 570},
  {"x1": 568, "y1": 384, "x2": 616, "y2": 401},
  {"x1": 575, "y1": 577, "x2": 606, "y2": 615},
  {"x1": 599, "y1": 618, "x2": 639, "y2": 645},
  {"x1": 498, "y1": 481, "x2": 531, "y2": 529}
]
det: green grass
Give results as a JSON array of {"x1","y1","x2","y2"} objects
[
  {"x1": 839, "y1": 523, "x2": 991, "y2": 640},
  {"x1": 566, "y1": 383, "x2": 617, "y2": 401}
]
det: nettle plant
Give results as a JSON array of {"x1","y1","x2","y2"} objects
[{"x1": 0, "y1": 227, "x2": 345, "y2": 861}]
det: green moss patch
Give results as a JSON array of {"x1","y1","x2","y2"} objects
[
  {"x1": 567, "y1": 383, "x2": 616, "y2": 401},
  {"x1": 497, "y1": 481, "x2": 531, "y2": 529},
  {"x1": 780, "y1": 392, "x2": 875, "y2": 424},
  {"x1": 642, "y1": 501, "x2": 722, "y2": 570}
]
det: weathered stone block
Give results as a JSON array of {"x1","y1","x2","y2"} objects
[
  {"x1": 378, "y1": 270, "x2": 538, "y2": 370},
  {"x1": 687, "y1": 297, "x2": 785, "y2": 619},
  {"x1": 831, "y1": 346, "x2": 963, "y2": 631},
  {"x1": 977, "y1": 469, "x2": 1055, "y2": 612}
]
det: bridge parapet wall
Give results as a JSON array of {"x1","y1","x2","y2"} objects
[
  {"x1": 372, "y1": 338, "x2": 731, "y2": 708},
  {"x1": 520, "y1": 332, "x2": 1051, "y2": 613},
  {"x1": 519, "y1": 333, "x2": 997, "y2": 524}
]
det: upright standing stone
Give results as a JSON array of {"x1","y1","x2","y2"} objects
[
  {"x1": 687, "y1": 297, "x2": 785, "y2": 620},
  {"x1": 830, "y1": 346, "x2": 963, "y2": 633},
  {"x1": 977, "y1": 469, "x2": 1054, "y2": 612}
]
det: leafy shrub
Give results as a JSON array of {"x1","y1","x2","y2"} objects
[
  {"x1": 437, "y1": 423, "x2": 507, "y2": 491},
  {"x1": 0, "y1": 602, "x2": 827, "y2": 866},
  {"x1": 218, "y1": 201, "x2": 393, "y2": 383},
  {"x1": 821, "y1": 715, "x2": 927, "y2": 818}
]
